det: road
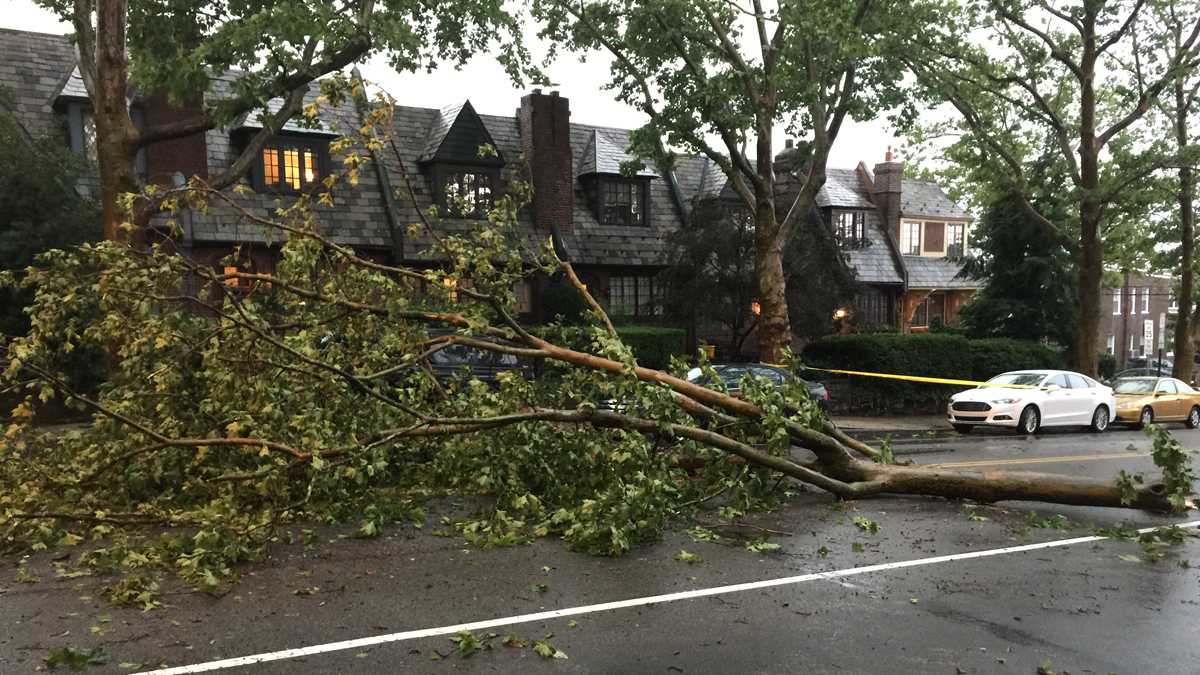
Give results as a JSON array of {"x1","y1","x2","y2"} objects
[{"x1": 2, "y1": 426, "x2": 1199, "y2": 674}]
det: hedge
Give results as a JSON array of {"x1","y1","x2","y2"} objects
[
  {"x1": 801, "y1": 333, "x2": 1065, "y2": 415},
  {"x1": 615, "y1": 325, "x2": 689, "y2": 370}
]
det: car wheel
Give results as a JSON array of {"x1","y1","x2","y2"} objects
[
  {"x1": 1187, "y1": 406, "x2": 1200, "y2": 429},
  {"x1": 952, "y1": 423, "x2": 973, "y2": 435},
  {"x1": 1135, "y1": 406, "x2": 1153, "y2": 430},
  {"x1": 1018, "y1": 405, "x2": 1040, "y2": 435},
  {"x1": 1089, "y1": 405, "x2": 1109, "y2": 433}
]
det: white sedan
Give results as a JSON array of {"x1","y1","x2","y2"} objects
[{"x1": 947, "y1": 370, "x2": 1115, "y2": 435}]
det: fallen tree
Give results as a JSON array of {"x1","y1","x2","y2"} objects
[{"x1": 0, "y1": 87, "x2": 1192, "y2": 599}]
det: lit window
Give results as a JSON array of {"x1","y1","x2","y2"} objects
[
  {"x1": 901, "y1": 221, "x2": 922, "y2": 255},
  {"x1": 223, "y1": 265, "x2": 240, "y2": 287},
  {"x1": 258, "y1": 141, "x2": 323, "y2": 192}
]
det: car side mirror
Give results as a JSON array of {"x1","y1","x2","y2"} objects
[{"x1": 1044, "y1": 384, "x2": 1061, "y2": 392}]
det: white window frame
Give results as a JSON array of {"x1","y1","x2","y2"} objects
[
  {"x1": 900, "y1": 221, "x2": 922, "y2": 256},
  {"x1": 1141, "y1": 287, "x2": 1150, "y2": 314},
  {"x1": 1169, "y1": 290, "x2": 1179, "y2": 313},
  {"x1": 1112, "y1": 290, "x2": 1121, "y2": 316},
  {"x1": 1106, "y1": 335, "x2": 1115, "y2": 354}
]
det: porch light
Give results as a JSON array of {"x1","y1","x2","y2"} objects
[
  {"x1": 833, "y1": 308, "x2": 849, "y2": 320},
  {"x1": 751, "y1": 301, "x2": 761, "y2": 316}
]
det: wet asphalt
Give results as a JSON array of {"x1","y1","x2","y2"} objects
[{"x1": 3, "y1": 426, "x2": 1199, "y2": 674}]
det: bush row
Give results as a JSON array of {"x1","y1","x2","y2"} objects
[
  {"x1": 615, "y1": 325, "x2": 688, "y2": 370},
  {"x1": 801, "y1": 333, "x2": 1065, "y2": 415}
]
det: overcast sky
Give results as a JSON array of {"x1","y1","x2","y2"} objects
[{"x1": 4, "y1": 1, "x2": 902, "y2": 170}]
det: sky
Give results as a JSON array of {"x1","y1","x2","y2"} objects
[{"x1": 3, "y1": 1, "x2": 902, "y2": 170}]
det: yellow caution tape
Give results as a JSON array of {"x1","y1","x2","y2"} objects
[{"x1": 794, "y1": 366, "x2": 1039, "y2": 389}]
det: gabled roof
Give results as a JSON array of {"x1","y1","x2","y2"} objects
[
  {"x1": 418, "y1": 100, "x2": 504, "y2": 166},
  {"x1": 231, "y1": 96, "x2": 337, "y2": 136},
  {"x1": 0, "y1": 28, "x2": 76, "y2": 140},
  {"x1": 576, "y1": 129, "x2": 657, "y2": 177},
  {"x1": 53, "y1": 65, "x2": 89, "y2": 102},
  {"x1": 901, "y1": 179, "x2": 970, "y2": 220},
  {"x1": 816, "y1": 168, "x2": 875, "y2": 209}
]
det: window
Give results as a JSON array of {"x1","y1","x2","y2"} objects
[
  {"x1": 1157, "y1": 379, "x2": 1178, "y2": 394},
  {"x1": 1067, "y1": 374, "x2": 1091, "y2": 389},
  {"x1": 900, "y1": 221, "x2": 922, "y2": 255},
  {"x1": 1169, "y1": 290, "x2": 1179, "y2": 313},
  {"x1": 946, "y1": 223, "x2": 966, "y2": 258},
  {"x1": 910, "y1": 293, "x2": 945, "y2": 328},
  {"x1": 1045, "y1": 374, "x2": 1068, "y2": 389},
  {"x1": 855, "y1": 288, "x2": 893, "y2": 327},
  {"x1": 1106, "y1": 335, "x2": 1115, "y2": 354},
  {"x1": 600, "y1": 178, "x2": 647, "y2": 226},
  {"x1": 608, "y1": 275, "x2": 662, "y2": 317},
  {"x1": 1141, "y1": 287, "x2": 1150, "y2": 314},
  {"x1": 513, "y1": 280, "x2": 532, "y2": 315},
  {"x1": 258, "y1": 139, "x2": 324, "y2": 192},
  {"x1": 442, "y1": 171, "x2": 495, "y2": 217},
  {"x1": 81, "y1": 110, "x2": 97, "y2": 162},
  {"x1": 1112, "y1": 290, "x2": 1121, "y2": 315},
  {"x1": 835, "y1": 211, "x2": 867, "y2": 248}
]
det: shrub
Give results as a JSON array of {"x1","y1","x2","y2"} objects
[
  {"x1": 615, "y1": 325, "x2": 688, "y2": 370},
  {"x1": 801, "y1": 333, "x2": 1065, "y2": 414}
]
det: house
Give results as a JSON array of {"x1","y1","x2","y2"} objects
[
  {"x1": 1100, "y1": 274, "x2": 1177, "y2": 369},
  {"x1": 0, "y1": 27, "x2": 976, "y2": 342}
]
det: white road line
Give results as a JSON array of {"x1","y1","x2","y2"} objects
[{"x1": 138, "y1": 520, "x2": 1200, "y2": 675}]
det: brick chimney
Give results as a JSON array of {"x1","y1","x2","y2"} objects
[
  {"x1": 873, "y1": 146, "x2": 903, "y2": 242},
  {"x1": 519, "y1": 89, "x2": 573, "y2": 235},
  {"x1": 142, "y1": 91, "x2": 209, "y2": 186}
]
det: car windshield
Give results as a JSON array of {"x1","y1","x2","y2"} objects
[
  {"x1": 1113, "y1": 378, "x2": 1156, "y2": 394},
  {"x1": 986, "y1": 373, "x2": 1046, "y2": 387}
]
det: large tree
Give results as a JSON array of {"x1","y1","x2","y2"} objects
[
  {"x1": 532, "y1": 0, "x2": 933, "y2": 362},
  {"x1": 661, "y1": 196, "x2": 856, "y2": 359},
  {"x1": 908, "y1": 0, "x2": 1200, "y2": 376},
  {"x1": 43, "y1": 0, "x2": 530, "y2": 241}
]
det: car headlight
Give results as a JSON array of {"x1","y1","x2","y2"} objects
[{"x1": 991, "y1": 398, "x2": 1020, "y2": 405}]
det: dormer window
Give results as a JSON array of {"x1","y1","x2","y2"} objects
[
  {"x1": 255, "y1": 138, "x2": 326, "y2": 192},
  {"x1": 835, "y1": 211, "x2": 867, "y2": 248},
  {"x1": 600, "y1": 177, "x2": 648, "y2": 227},
  {"x1": 439, "y1": 169, "x2": 496, "y2": 218}
]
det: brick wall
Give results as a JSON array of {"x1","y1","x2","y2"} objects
[
  {"x1": 519, "y1": 90, "x2": 573, "y2": 235},
  {"x1": 143, "y1": 91, "x2": 208, "y2": 186}
]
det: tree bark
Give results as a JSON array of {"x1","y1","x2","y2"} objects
[
  {"x1": 89, "y1": 0, "x2": 141, "y2": 242},
  {"x1": 753, "y1": 123, "x2": 792, "y2": 364},
  {"x1": 1173, "y1": 78, "x2": 1196, "y2": 381},
  {"x1": 1071, "y1": 23, "x2": 1102, "y2": 377}
]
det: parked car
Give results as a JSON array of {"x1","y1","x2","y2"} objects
[
  {"x1": 598, "y1": 362, "x2": 828, "y2": 413},
  {"x1": 684, "y1": 363, "x2": 829, "y2": 411},
  {"x1": 947, "y1": 370, "x2": 1115, "y2": 435},
  {"x1": 1112, "y1": 376, "x2": 1200, "y2": 429}
]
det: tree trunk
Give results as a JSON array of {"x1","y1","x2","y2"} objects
[
  {"x1": 1173, "y1": 79, "x2": 1196, "y2": 382},
  {"x1": 1071, "y1": 30, "x2": 1102, "y2": 377},
  {"x1": 752, "y1": 124, "x2": 791, "y2": 363},
  {"x1": 92, "y1": 0, "x2": 141, "y2": 243}
]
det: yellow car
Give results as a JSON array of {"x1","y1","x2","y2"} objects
[{"x1": 1112, "y1": 376, "x2": 1200, "y2": 429}]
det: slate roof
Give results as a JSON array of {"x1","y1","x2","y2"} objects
[
  {"x1": 816, "y1": 168, "x2": 875, "y2": 209},
  {"x1": 378, "y1": 106, "x2": 686, "y2": 266},
  {"x1": 417, "y1": 101, "x2": 504, "y2": 165},
  {"x1": 905, "y1": 255, "x2": 978, "y2": 289},
  {"x1": 0, "y1": 28, "x2": 76, "y2": 140},
  {"x1": 841, "y1": 209, "x2": 904, "y2": 285},
  {"x1": 901, "y1": 178, "x2": 970, "y2": 220},
  {"x1": 577, "y1": 129, "x2": 657, "y2": 177}
]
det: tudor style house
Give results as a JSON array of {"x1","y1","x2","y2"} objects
[{"x1": 0, "y1": 27, "x2": 977, "y2": 348}]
